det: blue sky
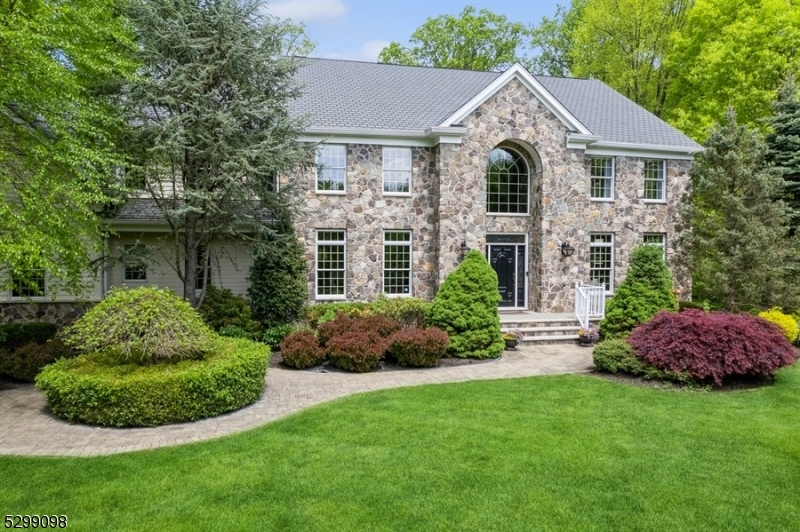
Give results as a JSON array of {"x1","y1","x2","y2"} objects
[{"x1": 265, "y1": 0, "x2": 563, "y2": 62}]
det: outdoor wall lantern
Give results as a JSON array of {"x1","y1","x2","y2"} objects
[
  {"x1": 460, "y1": 240, "x2": 471, "y2": 258},
  {"x1": 560, "y1": 241, "x2": 575, "y2": 257}
]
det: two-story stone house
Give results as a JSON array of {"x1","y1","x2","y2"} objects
[{"x1": 0, "y1": 58, "x2": 701, "y2": 323}]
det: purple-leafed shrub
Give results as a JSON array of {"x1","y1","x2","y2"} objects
[
  {"x1": 628, "y1": 309, "x2": 798, "y2": 386},
  {"x1": 317, "y1": 313, "x2": 401, "y2": 347},
  {"x1": 280, "y1": 330, "x2": 325, "y2": 369},
  {"x1": 387, "y1": 327, "x2": 449, "y2": 367},
  {"x1": 326, "y1": 331, "x2": 387, "y2": 373}
]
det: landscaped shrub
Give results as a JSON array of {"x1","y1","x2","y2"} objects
[
  {"x1": 317, "y1": 313, "x2": 401, "y2": 347},
  {"x1": 262, "y1": 324, "x2": 296, "y2": 349},
  {"x1": 0, "y1": 322, "x2": 58, "y2": 351},
  {"x1": 35, "y1": 337, "x2": 270, "y2": 427},
  {"x1": 0, "y1": 339, "x2": 75, "y2": 382},
  {"x1": 600, "y1": 245, "x2": 677, "y2": 339},
  {"x1": 280, "y1": 330, "x2": 325, "y2": 369},
  {"x1": 62, "y1": 286, "x2": 215, "y2": 362},
  {"x1": 758, "y1": 308, "x2": 799, "y2": 344},
  {"x1": 593, "y1": 339, "x2": 646, "y2": 375},
  {"x1": 427, "y1": 250, "x2": 504, "y2": 359},
  {"x1": 305, "y1": 302, "x2": 372, "y2": 328},
  {"x1": 370, "y1": 294, "x2": 429, "y2": 328},
  {"x1": 248, "y1": 216, "x2": 308, "y2": 326},
  {"x1": 218, "y1": 325, "x2": 253, "y2": 339},
  {"x1": 327, "y1": 331, "x2": 386, "y2": 373},
  {"x1": 679, "y1": 301, "x2": 710, "y2": 312},
  {"x1": 198, "y1": 284, "x2": 262, "y2": 335},
  {"x1": 387, "y1": 327, "x2": 449, "y2": 367},
  {"x1": 629, "y1": 309, "x2": 798, "y2": 386}
]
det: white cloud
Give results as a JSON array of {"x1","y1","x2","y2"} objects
[
  {"x1": 265, "y1": 0, "x2": 348, "y2": 23},
  {"x1": 321, "y1": 40, "x2": 392, "y2": 62}
]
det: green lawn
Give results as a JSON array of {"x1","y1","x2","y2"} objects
[{"x1": 3, "y1": 365, "x2": 800, "y2": 531}]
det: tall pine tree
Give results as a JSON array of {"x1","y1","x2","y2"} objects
[
  {"x1": 675, "y1": 107, "x2": 799, "y2": 310},
  {"x1": 766, "y1": 74, "x2": 800, "y2": 232}
]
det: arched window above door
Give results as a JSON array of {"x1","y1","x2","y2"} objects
[{"x1": 486, "y1": 147, "x2": 529, "y2": 214}]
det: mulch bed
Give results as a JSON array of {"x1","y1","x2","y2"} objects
[
  {"x1": 268, "y1": 350, "x2": 498, "y2": 372},
  {"x1": 589, "y1": 370, "x2": 776, "y2": 392}
]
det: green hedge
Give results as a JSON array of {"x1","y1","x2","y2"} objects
[
  {"x1": 0, "y1": 322, "x2": 58, "y2": 351},
  {"x1": 35, "y1": 337, "x2": 270, "y2": 427}
]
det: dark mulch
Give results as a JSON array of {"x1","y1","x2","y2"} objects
[
  {"x1": 589, "y1": 370, "x2": 776, "y2": 392},
  {"x1": 269, "y1": 350, "x2": 498, "y2": 372}
]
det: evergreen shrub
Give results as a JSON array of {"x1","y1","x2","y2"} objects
[
  {"x1": 600, "y1": 245, "x2": 677, "y2": 339},
  {"x1": 758, "y1": 308, "x2": 799, "y2": 344},
  {"x1": 0, "y1": 322, "x2": 58, "y2": 351},
  {"x1": 387, "y1": 327, "x2": 449, "y2": 367},
  {"x1": 62, "y1": 286, "x2": 215, "y2": 362},
  {"x1": 370, "y1": 294, "x2": 429, "y2": 328},
  {"x1": 629, "y1": 309, "x2": 798, "y2": 386},
  {"x1": 592, "y1": 339, "x2": 692, "y2": 383},
  {"x1": 280, "y1": 330, "x2": 325, "y2": 369},
  {"x1": 262, "y1": 324, "x2": 296, "y2": 348},
  {"x1": 427, "y1": 250, "x2": 504, "y2": 359},
  {"x1": 218, "y1": 325, "x2": 253, "y2": 339},
  {"x1": 198, "y1": 284, "x2": 261, "y2": 334},
  {"x1": 326, "y1": 331, "x2": 386, "y2": 373},
  {"x1": 304, "y1": 302, "x2": 372, "y2": 328},
  {"x1": 248, "y1": 218, "x2": 308, "y2": 327},
  {"x1": 0, "y1": 339, "x2": 75, "y2": 382},
  {"x1": 35, "y1": 337, "x2": 270, "y2": 427}
]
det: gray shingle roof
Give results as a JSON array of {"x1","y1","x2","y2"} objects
[
  {"x1": 291, "y1": 58, "x2": 700, "y2": 150},
  {"x1": 113, "y1": 198, "x2": 163, "y2": 220}
]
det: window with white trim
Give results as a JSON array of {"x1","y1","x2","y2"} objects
[
  {"x1": 316, "y1": 230, "x2": 346, "y2": 298},
  {"x1": 383, "y1": 231, "x2": 412, "y2": 295},
  {"x1": 123, "y1": 244, "x2": 147, "y2": 281},
  {"x1": 195, "y1": 246, "x2": 212, "y2": 290},
  {"x1": 11, "y1": 269, "x2": 46, "y2": 298},
  {"x1": 589, "y1": 233, "x2": 614, "y2": 293},
  {"x1": 590, "y1": 157, "x2": 614, "y2": 200},
  {"x1": 644, "y1": 160, "x2": 666, "y2": 201},
  {"x1": 383, "y1": 147, "x2": 412, "y2": 194},
  {"x1": 316, "y1": 145, "x2": 346, "y2": 192},
  {"x1": 487, "y1": 147, "x2": 529, "y2": 214},
  {"x1": 643, "y1": 233, "x2": 667, "y2": 261}
]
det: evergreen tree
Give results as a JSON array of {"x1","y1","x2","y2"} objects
[
  {"x1": 427, "y1": 250, "x2": 504, "y2": 359},
  {"x1": 248, "y1": 215, "x2": 308, "y2": 327},
  {"x1": 766, "y1": 74, "x2": 800, "y2": 232},
  {"x1": 600, "y1": 245, "x2": 677, "y2": 339},
  {"x1": 123, "y1": 0, "x2": 315, "y2": 307},
  {"x1": 675, "y1": 108, "x2": 799, "y2": 310}
]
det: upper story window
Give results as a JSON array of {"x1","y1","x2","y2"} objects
[
  {"x1": 316, "y1": 144, "x2": 346, "y2": 193},
  {"x1": 644, "y1": 160, "x2": 666, "y2": 201},
  {"x1": 487, "y1": 147, "x2": 529, "y2": 214},
  {"x1": 383, "y1": 147, "x2": 412, "y2": 194},
  {"x1": 123, "y1": 244, "x2": 147, "y2": 281},
  {"x1": 590, "y1": 157, "x2": 614, "y2": 200},
  {"x1": 11, "y1": 269, "x2": 46, "y2": 298}
]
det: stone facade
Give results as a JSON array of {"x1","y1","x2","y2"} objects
[{"x1": 0, "y1": 302, "x2": 91, "y2": 326}]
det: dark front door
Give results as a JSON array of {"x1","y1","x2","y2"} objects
[{"x1": 489, "y1": 245, "x2": 517, "y2": 307}]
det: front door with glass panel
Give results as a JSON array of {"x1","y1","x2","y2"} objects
[{"x1": 486, "y1": 235, "x2": 526, "y2": 308}]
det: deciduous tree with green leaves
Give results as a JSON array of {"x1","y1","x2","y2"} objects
[
  {"x1": 0, "y1": 0, "x2": 135, "y2": 296},
  {"x1": 123, "y1": 0, "x2": 315, "y2": 307},
  {"x1": 378, "y1": 6, "x2": 531, "y2": 71},
  {"x1": 527, "y1": 1, "x2": 586, "y2": 77},
  {"x1": 675, "y1": 108, "x2": 798, "y2": 310}
]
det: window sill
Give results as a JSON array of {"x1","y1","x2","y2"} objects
[
  {"x1": 315, "y1": 295, "x2": 347, "y2": 301},
  {"x1": 486, "y1": 212, "x2": 531, "y2": 217},
  {"x1": 383, "y1": 192, "x2": 412, "y2": 197},
  {"x1": 123, "y1": 279, "x2": 148, "y2": 283},
  {"x1": 8, "y1": 296, "x2": 47, "y2": 301},
  {"x1": 316, "y1": 190, "x2": 347, "y2": 196},
  {"x1": 384, "y1": 292, "x2": 413, "y2": 298},
  {"x1": 643, "y1": 199, "x2": 667, "y2": 204},
  {"x1": 590, "y1": 198, "x2": 615, "y2": 202}
]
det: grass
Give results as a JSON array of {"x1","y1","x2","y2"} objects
[{"x1": 3, "y1": 364, "x2": 800, "y2": 531}]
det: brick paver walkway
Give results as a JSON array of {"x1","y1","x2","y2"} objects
[{"x1": 0, "y1": 344, "x2": 593, "y2": 457}]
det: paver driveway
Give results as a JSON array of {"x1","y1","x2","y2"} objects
[{"x1": 0, "y1": 344, "x2": 593, "y2": 457}]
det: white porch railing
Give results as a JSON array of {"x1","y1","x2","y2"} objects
[{"x1": 575, "y1": 282, "x2": 605, "y2": 329}]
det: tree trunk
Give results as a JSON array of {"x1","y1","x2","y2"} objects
[{"x1": 184, "y1": 224, "x2": 198, "y2": 307}]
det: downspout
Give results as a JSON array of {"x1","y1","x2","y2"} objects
[{"x1": 102, "y1": 236, "x2": 109, "y2": 298}]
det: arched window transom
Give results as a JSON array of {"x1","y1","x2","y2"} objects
[{"x1": 486, "y1": 147, "x2": 529, "y2": 214}]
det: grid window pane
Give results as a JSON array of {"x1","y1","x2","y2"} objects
[
  {"x1": 124, "y1": 244, "x2": 147, "y2": 281},
  {"x1": 383, "y1": 148, "x2": 412, "y2": 193},
  {"x1": 590, "y1": 157, "x2": 614, "y2": 199},
  {"x1": 384, "y1": 231, "x2": 411, "y2": 295},
  {"x1": 316, "y1": 145, "x2": 346, "y2": 192},
  {"x1": 487, "y1": 148, "x2": 529, "y2": 214},
  {"x1": 589, "y1": 233, "x2": 614, "y2": 292},
  {"x1": 644, "y1": 233, "x2": 667, "y2": 261},
  {"x1": 11, "y1": 269, "x2": 46, "y2": 298},
  {"x1": 195, "y1": 246, "x2": 211, "y2": 290},
  {"x1": 644, "y1": 160, "x2": 665, "y2": 200},
  {"x1": 317, "y1": 231, "x2": 346, "y2": 297}
]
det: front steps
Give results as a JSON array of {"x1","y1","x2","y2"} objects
[{"x1": 500, "y1": 311, "x2": 598, "y2": 345}]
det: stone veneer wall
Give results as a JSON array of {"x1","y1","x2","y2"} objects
[
  {"x1": 0, "y1": 302, "x2": 92, "y2": 326},
  {"x1": 290, "y1": 144, "x2": 440, "y2": 301}
]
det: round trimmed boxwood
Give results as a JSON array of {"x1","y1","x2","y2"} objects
[{"x1": 35, "y1": 337, "x2": 270, "y2": 427}]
